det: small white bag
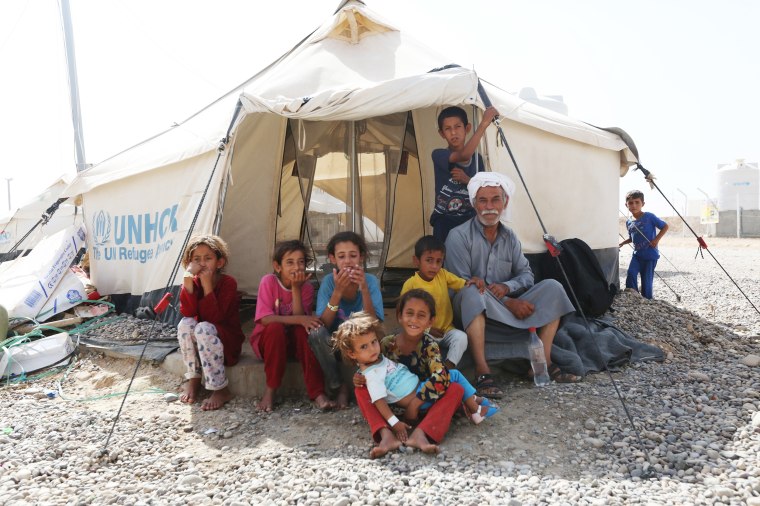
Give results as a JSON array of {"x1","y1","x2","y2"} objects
[{"x1": 0, "y1": 332, "x2": 75, "y2": 379}]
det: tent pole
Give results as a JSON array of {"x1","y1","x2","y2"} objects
[
  {"x1": 349, "y1": 121, "x2": 359, "y2": 232},
  {"x1": 59, "y1": 0, "x2": 88, "y2": 172}
]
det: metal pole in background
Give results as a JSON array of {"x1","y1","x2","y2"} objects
[
  {"x1": 676, "y1": 188, "x2": 687, "y2": 237},
  {"x1": 59, "y1": 0, "x2": 88, "y2": 172},
  {"x1": 4, "y1": 178, "x2": 11, "y2": 211},
  {"x1": 736, "y1": 194, "x2": 741, "y2": 239}
]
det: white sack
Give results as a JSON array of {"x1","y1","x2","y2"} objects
[
  {"x1": 34, "y1": 268, "x2": 88, "y2": 322},
  {"x1": 0, "y1": 224, "x2": 86, "y2": 319}
]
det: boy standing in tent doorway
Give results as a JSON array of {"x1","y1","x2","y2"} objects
[
  {"x1": 430, "y1": 105, "x2": 498, "y2": 242},
  {"x1": 619, "y1": 190, "x2": 669, "y2": 299}
]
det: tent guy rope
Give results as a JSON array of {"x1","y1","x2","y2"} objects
[
  {"x1": 466, "y1": 72, "x2": 656, "y2": 478},
  {"x1": 98, "y1": 128, "x2": 236, "y2": 456},
  {"x1": 0, "y1": 198, "x2": 68, "y2": 264},
  {"x1": 632, "y1": 164, "x2": 760, "y2": 318}
]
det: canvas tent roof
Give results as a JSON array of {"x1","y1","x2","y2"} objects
[
  {"x1": 1, "y1": 175, "x2": 81, "y2": 255},
  {"x1": 62, "y1": 0, "x2": 637, "y2": 300},
  {"x1": 63, "y1": 1, "x2": 633, "y2": 197}
]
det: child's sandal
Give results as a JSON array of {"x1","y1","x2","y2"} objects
[{"x1": 468, "y1": 402, "x2": 500, "y2": 425}]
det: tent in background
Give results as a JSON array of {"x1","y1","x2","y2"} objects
[
  {"x1": 0, "y1": 175, "x2": 81, "y2": 259},
  {"x1": 62, "y1": 0, "x2": 636, "y2": 315}
]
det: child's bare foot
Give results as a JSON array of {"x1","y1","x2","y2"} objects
[
  {"x1": 313, "y1": 393, "x2": 336, "y2": 411},
  {"x1": 405, "y1": 428, "x2": 439, "y2": 454},
  {"x1": 370, "y1": 428, "x2": 402, "y2": 459},
  {"x1": 257, "y1": 387, "x2": 276, "y2": 412},
  {"x1": 335, "y1": 384, "x2": 350, "y2": 409},
  {"x1": 201, "y1": 387, "x2": 233, "y2": 411},
  {"x1": 180, "y1": 377, "x2": 201, "y2": 404}
]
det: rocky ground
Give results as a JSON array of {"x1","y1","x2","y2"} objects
[{"x1": 0, "y1": 237, "x2": 758, "y2": 505}]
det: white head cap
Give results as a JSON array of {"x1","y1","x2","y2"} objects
[{"x1": 467, "y1": 172, "x2": 517, "y2": 222}]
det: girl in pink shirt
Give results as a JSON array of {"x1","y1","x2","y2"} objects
[{"x1": 250, "y1": 240, "x2": 334, "y2": 412}]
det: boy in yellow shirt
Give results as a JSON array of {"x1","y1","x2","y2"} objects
[{"x1": 401, "y1": 236, "x2": 484, "y2": 369}]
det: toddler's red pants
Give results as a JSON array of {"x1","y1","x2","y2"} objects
[{"x1": 355, "y1": 382, "x2": 464, "y2": 443}]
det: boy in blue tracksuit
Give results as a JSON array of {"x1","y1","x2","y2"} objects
[{"x1": 619, "y1": 190, "x2": 669, "y2": 299}]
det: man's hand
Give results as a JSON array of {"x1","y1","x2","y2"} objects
[
  {"x1": 487, "y1": 283, "x2": 509, "y2": 299},
  {"x1": 450, "y1": 167, "x2": 471, "y2": 184},
  {"x1": 390, "y1": 419, "x2": 411, "y2": 443},
  {"x1": 352, "y1": 372, "x2": 366, "y2": 388},
  {"x1": 466, "y1": 276, "x2": 486, "y2": 293},
  {"x1": 504, "y1": 298, "x2": 534, "y2": 319}
]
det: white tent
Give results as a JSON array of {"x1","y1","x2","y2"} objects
[
  {"x1": 62, "y1": 0, "x2": 635, "y2": 305},
  {"x1": 1, "y1": 175, "x2": 82, "y2": 256}
]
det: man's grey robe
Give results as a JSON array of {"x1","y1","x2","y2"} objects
[{"x1": 445, "y1": 218, "x2": 574, "y2": 362}]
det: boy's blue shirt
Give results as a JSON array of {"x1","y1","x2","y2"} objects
[
  {"x1": 626, "y1": 211, "x2": 667, "y2": 260},
  {"x1": 430, "y1": 148, "x2": 483, "y2": 221}
]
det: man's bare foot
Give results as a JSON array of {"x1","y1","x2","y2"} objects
[
  {"x1": 313, "y1": 393, "x2": 336, "y2": 411},
  {"x1": 180, "y1": 377, "x2": 201, "y2": 404},
  {"x1": 405, "y1": 428, "x2": 439, "y2": 454},
  {"x1": 335, "y1": 384, "x2": 350, "y2": 410},
  {"x1": 201, "y1": 387, "x2": 233, "y2": 411},
  {"x1": 369, "y1": 428, "x2": 402, "y2": 459},
  {"x1": 257, "y1": 387, "x2": 276, "y2": 412}
]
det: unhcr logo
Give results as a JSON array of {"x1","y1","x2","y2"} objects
[
  {"x1": 91, "y1": 204, "x2": 179, "y2": 264},
  {"x1": 92, "y1": 210, "x2": 111, "y2": 246}
]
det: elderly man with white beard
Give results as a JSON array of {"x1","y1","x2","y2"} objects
[{"x1": 444, "y1": 172, "x2": 581, "y2": 398}]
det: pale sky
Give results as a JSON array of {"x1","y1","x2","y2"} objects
[{"x1": 1, "y1": 0, "x2": 758, "y2": 218}]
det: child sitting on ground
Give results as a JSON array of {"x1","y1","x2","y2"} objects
[
  {"x1": 619, "y1": 190, "x2": 669, "y2": 299},
  {"x1": 347, "y1": 290, "x2": 499, "y2": 457},
  {"x1": 250, "y1": 240, "x2": 335, "y2": 412},
  {"x1": 430, "y1": 105, "x2": 498, "y2": 241},
  {"x1": 401, "y1": 235, "x2": 484, "y2": 369},
  {"x1": 308, "y1": 231, "x2": 384, "y2": 408},
  {"x1": 381, "y1": 289, "x2": 498, "y2": 424},
  {"x1": 178, "y1": 235, "x2": 244, "y2": 410}
]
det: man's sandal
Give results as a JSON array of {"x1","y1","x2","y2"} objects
[
  {"x1": 548, "y1": 363, "x2": 582, "y2": 383},
  {"x1": 475, "y1": 374, "x2": 504, "y2": 399}
]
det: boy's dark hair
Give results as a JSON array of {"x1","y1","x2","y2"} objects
[
  {"x1": 397, "y1": 288, "x2": 436, "y2": 318},
  {"x1": 327, "y1": 231, "x2": 369, "y2": 259},
  {"x1": 437, "y1": 106, "x2": 469, "y2": 130},
  {"x1": 625, "y1": 190, "x2": 645, "y2": 202},
  {"x1": 273, "y1": 240, "x2": 312, "y2": 266},
  {"x1": 414, "y1": 235, "x2": 445, "y2": 259}
]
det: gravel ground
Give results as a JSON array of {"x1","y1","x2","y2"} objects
[{"x1": 0, "y1": 236, "x2": 758, "y2": 505}]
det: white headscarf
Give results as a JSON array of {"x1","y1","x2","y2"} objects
[{"x1": 467, "y1": 172, "x2": 517, "y2": 222}]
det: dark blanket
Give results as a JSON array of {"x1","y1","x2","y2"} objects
[
  {"x1": 456, "y1": 313, "x2": 664, "y2": 378},
  {"x1": 549, "y1": 314, "x2": 664, "y2": 377}
]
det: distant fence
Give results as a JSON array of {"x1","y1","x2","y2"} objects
[{"x1": 713, "y1": 209, "x2": 760, "y2": 238}]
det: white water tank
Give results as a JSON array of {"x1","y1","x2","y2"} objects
[{"x1": 715, "y1": 159, "x2": 759, "y2": 211}]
